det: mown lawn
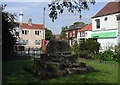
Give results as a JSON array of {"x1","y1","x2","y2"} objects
[{"x1": 2, "y1": 58, "x2": 119, "y2": 84}]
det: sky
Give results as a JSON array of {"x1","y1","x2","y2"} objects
[{"x1": 1, "y1": 0, "x2": 115, "y2": 34}]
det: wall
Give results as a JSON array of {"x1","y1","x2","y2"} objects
[
  {"x1": 118, "y1": 16, "x2": 120, "y2": 44},
  {"x1": 20, "y1": 28, "x2": 45, "y2": 48},
  {"x1": 98, "y1": 38, "x2": 118, "y2": 51},
  {"x1": 77, "y1": 31, "x2": 92, "y2": 39},
  {"x1": 92, "y1": 13, "x2": 120, "y2": 51},
  {"x1": 92, "y1": 13, "x2": 119, "y2": 31}
]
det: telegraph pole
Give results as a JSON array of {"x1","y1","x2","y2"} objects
[
  {"x1": 43, "y1": 7, "x2": 45, "y2": 26},
  {"x1": 43, "y1": 7, "x2": 46, "y2": 40}
]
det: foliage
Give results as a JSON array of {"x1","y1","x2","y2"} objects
[
  {"x1": 79, "y1": 39, "x2": 100, "y2": 54},
  {"x1": 69, "y1": 22, "x2": 86, "y2": 28},
  {"x1": 115, "y1": 43, "x2": 120, "y2": 55},
  {"x1": 45, "y1": 28, "x2": 54, "y2": 40},
  {"x1": 60, "y1": 26, "x2": 68, "y2": 39},
  {"x1": 98, "y1": 49, "x2": 119, "y2": 62},
  {"x1": 71, "y1": 41, "x2": 79, "y2": 54},
  {"x1": 48, "y1": 0, "x2": 95, "y2": 22},
  {"x1": 2, "y1": 4, "x2": 18, "y2": 59},
  {"x1": 98, "y1": 50, "x2": 114, "y2": 62},
  {"x1": 51, "y1": 35, "x2": 56, "y2": 40},
  {"x1": 71, "y1": 39, "x2": 100, "y2": 59}
]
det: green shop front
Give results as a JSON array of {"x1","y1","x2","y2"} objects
[{"x1": 91, "y1": 32, "x2": 118, "y2": 51}]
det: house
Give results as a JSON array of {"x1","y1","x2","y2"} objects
[
  {"x1": 54, "y1": 34, "x2": 60, "y2": 39},
  {"x1": 77, "y1": 23, "x2": 92, "y2": 43},
  {"x1": 64, "y1": 23, "x2": 86, "y2": 46},
  {"x1": 15, "y1": 8, "x2": 46, "y2": 52},
  {"x1": 91, "y1": 0, "x2": 120, "y2": 51}
]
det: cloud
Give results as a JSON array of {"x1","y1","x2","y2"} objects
[{"x1": 2, "y1": 0, "x2": 51, "y2": 2}]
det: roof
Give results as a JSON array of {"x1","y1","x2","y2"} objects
[
  {"x1": 79, "y1": 23, "x2": 92, "y2": 31},
  {"x1": 16, "y1": 23, "x2": 45, "y2": 30},
  {"x1": 55, "y1": 34, "x2": 60, "y2": 37},
  {"x1": 92, "y1": 1, "x2": 120, "y2": 18},
  {"x1": 64, "y1": 23, "x2": 86, "y2": 31}
]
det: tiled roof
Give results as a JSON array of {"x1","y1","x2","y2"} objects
[
  {"x1": 21, "y1": 23, "x2": 45, "y2": 29},
  {"x1": 79, "y1": 23, "x2": 92, "y2": 31},
  {"x1": 64, "y1": 23, "x2": 86, "y2": 31},
  {"x1": 16, "y1": 23, "x2": 45, "y2": 29},
  {"x1": 92, "y1": 1, "x2": 120, "y2": 18},
  {"x1": 55, "y1": 34, "x2": 60, "y2": 37}
]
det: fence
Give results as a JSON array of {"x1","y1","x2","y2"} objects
[{"x1": 16, "y1": 47, "x2": 43, "y2": 58}]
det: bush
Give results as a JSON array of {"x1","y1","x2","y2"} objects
[
  {"x1": 71, "y1": 39, "x2": 100, "y2": 59},
  {"x1": 79, "y1": 39, "x2": 100, "y2": 54},
  {"x1": 102, "y1": 50, "x2": 114, "y2": 61},
  {"x1": 115, "y1": 43, "x2": 120, "y2": 55},
  {"x1": 97, "y1": 50, "x2": 120, "y2": 62},
  {"x1": 71, "y1": 41, "x2": 79, "y2": 54}
]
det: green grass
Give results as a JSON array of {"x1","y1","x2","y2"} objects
[{"x1": 2, "y1": 58, "x2": 119, "y2": 84}]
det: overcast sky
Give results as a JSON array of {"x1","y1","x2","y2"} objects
[{"x1": 2, "y1": 1, "x2": 112, "y2": 34}]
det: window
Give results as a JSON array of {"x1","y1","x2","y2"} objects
[
  {"x1": 66, "y1": 32, "x2": 68, "y2": 37},
  {"x1": 117, "y1": 16, "x2": 120, "y2": 21},
  {"x1": 35, "y1": 31, "x2": 41, "y2": 35},
  {"x1": 73, "y1": 31, "x2": 76, "y2": 37},
  {"x1": 104, "y1": 17, "x2": 107, "y2": 21},
  {"x1": 18, "y1": 46, "x2": 25, "y2": 51},
  {"x1": 35, "y1": 40, "x2": 41, "y2": 45},
  {"x1": 95, "y1": 19, "x2": 100, "y2": 28},
  {"x1": 70, "y1": 32, "x2": 72, "y2": 37},
  {"x1": 80, "y1": 31, "x2": 85, "y2": 37},
  {"x1": 73, "y1": 31, "x2": 75, "y2": 34},
  {"x1": 22, "y1": 40, "x2": 29, "y2": 45},
  {"x1": 22, "y1": 30, "x2": 24, "y2": 34},
  {"x1": 22, "y1": 30, "x2": 29, "y2": 35}
]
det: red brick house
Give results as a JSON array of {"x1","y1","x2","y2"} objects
[{"x1": 64, "y1": 23, "x2": 86, "y2": 46}]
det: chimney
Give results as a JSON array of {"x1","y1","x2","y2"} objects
[{"x1": 28, "y1": 18, "x2": 32, "y2": 26}]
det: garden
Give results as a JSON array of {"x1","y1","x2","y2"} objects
[
  {"x1": 71, "y1": 39, "x2": 120, "y2": 65},
  {"x1": 2, "y1": 39, "x2": 119, "y2": 84},
  {"x1": 2, "y1": 58, "x2": 118, "y2": 83}
]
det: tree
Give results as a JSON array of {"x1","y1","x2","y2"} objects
[
  {"x1": 1, "y1": 4, "x2": 18, "y2": 59},
  {"x1": 69, "y1": 22, "x2": 86, "y2": 27},
  {"x1": 60, "y1": 26, "x2": 68, "y2": 39},
  {"x1": 45, "y1": 28, "x2": 55, "y2": 40},
  {"x1": 48, "y1": 0, "x2": 95, "y2": 22}
]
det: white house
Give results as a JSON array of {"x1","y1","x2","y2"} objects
[
  {"x1": 77, "y1": 23, "x2": 92, "y2": 43},
  {"x1": 91, "y1": 1, "x2": 120, "y2": 51}
]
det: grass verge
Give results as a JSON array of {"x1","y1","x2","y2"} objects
[{"x1": 2, "y1": 58, "x2": 119, "y2": 84}]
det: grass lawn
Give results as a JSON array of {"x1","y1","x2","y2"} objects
[{"x1": 2, "y1": 58, "x2": 119, "y2": 84}]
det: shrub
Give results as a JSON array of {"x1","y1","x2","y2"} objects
[
  {"x1": 115, "y1": 43, "x2": 120, "y2": 55},
  {"x1": 79, "y1": 39, "x2": 100, "y2": 54},
  {"x1": 72, "y1": 39, "x2": 100, "y2": 59},
  {"x1": 114, "y1": 44, "x2": 120, "y2": 62},
  {"x1": 97, "y1": 50, "x2": 120, "y2": 62},
  {"x1": 71, "y1": 41, "x2": 79, "y2": 54}
]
